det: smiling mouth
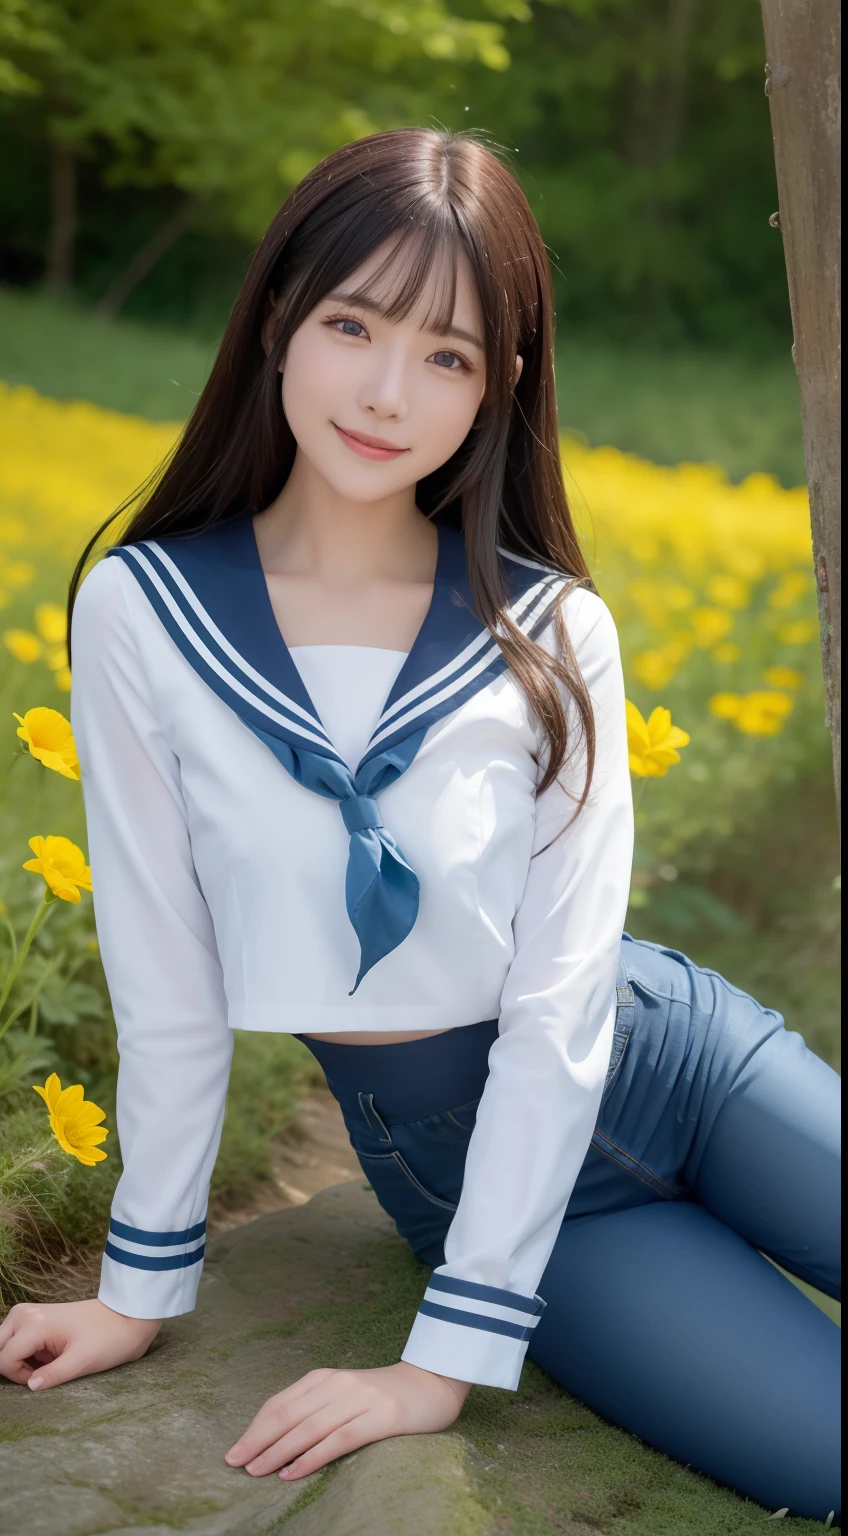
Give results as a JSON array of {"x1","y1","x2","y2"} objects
[{"x1": 332, "y1": 424, "x2": 410, "y2": 460}]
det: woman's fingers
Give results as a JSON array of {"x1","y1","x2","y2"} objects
[
  {"x1": 0, "y1": 1321, "x2": 56, "y2": 1384},
  {"x1": 226, "y1": 1370, "x2": 336, "y2": 1465},
  {"x1": 278, "y1": 1413, "x2": 376, "y2": 1480},
  {"x1": 244, "y1": 1400, "x2": 363, "y2": 1476}
]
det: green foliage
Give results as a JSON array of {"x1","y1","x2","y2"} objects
[
  {"x1": 0, "y1": 1098, "x2": 117, "y2": 1306},
  {"x1": 498, "y1": 0, "x2": 786, "y2": 340},
  {"x1": 0, "y1": 0, "x2": 512, "y2": 236},
  {"x1": 0, "y1": 0, "x2": 790, "y2": 342}
]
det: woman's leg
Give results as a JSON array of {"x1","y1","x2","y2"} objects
[
  {"x1": 528, "y1": 1199, "x2": 840, "y2": 1523},
  {"x1": 690, "y1": 1020, "x2": 841, "y2": 1300}
]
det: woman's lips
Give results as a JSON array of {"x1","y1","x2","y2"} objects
[{"x1": 333, "y1": 424, "x2": 410, "y2": 461}]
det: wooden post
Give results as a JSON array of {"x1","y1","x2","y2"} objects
[
  {"x1": 760, "y1": 0, "x2": 841, "y2": 837},
  {"x1": 46, "y1": 138, "x2": 78, "y2": 294}
]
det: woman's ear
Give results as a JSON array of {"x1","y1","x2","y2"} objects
[
  {"x1": 261, "y1": 292, "x2": 285, "y2": 371},
  {"x1": 512, "y1": 354, "x2": 524, "y2": 389}
]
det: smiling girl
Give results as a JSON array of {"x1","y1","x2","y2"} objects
[{"x1": 0, "y1": 128, "x2": 839, "y2": 1525}]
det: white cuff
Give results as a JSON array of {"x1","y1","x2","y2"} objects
[
  {"x1": 401, "y1": 1273, "x2": 545, "y2": 1391},
  {"x1": 97, "y1": 1217, "x2": 206, "y2": 1320}
]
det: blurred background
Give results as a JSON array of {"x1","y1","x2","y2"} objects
[{"x1": 0, "y1": 2, "x2": 840, "y2": 1308}]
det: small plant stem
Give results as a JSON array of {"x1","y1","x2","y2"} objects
[
  {"x1": 0, "y1": 950, "x2": 62, "y2": 1042},
  {"x1": 0, "y1": 892, "x2": 57, "y2": 1019},
  {"x1": 1, "y1": 1134, "x2": 57, "y2": 1187},
  {"x1": 633, "y1": 776, "x2": 651, "y2": 813}
]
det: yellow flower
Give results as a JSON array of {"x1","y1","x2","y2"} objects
[
  {"x1": 33, "y1": 1073, "x2": 108, "y2": 1165},
  {"x1": 705, "y1": 574, "x2": 750, "y2": 610},
  {"x1": 0, "y1": 558, "x2": 35, "y2": 589},
  {"x1": 34, "y1": 602, "x2": 67, "y2": 646},
  {"x1": 3, "y1": 628, "x2": 42, "y2": 663},
  {"x1": 712, "y1": 642, "x2": 741, "y2": 665},
  {"x1": 23, "y1": 835, "x2": 92, "y2": 902},
  {"x1": 763, "y1": 665, "x2": 803, "y2": 689},
  {"x1": 13, "y1": 707, "x2": 80, "y2": 780},
  {"x1": 55, "y1": 665, "x2": 72, "y2": 692},
  {"x1": 768, "y1": 571, "x2": 813, "y2": 610},
  {"x1": 709, "y1": 690, "x2": 794, "y2": 736},
  {"x1": 776, "y1": 619, "x2": 818, "y2": 646},
  {"x1": 632, "y1": 649, "x2": 679, "y2": 691},
  {"x1": 689, "y1": 606, "x2": 734, "y2": 648},
  {"x1": 626, "y1": 701, "x2": 691, "y2": 777},
  {"x1": 734, "y1": 690, "x2": 794, "y2": 737},
  {"x1": 709, "y1": 693, "x2": 744, "y2": 720}
]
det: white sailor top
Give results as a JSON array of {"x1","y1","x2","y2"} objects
[{"x1": 69, "y1": 513, "x2": 635, "y2": 1392}]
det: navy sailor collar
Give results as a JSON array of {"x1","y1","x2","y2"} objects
[
  {"x1": 106, "y1": 512, "x2": 571, "y2": 991},
  {"x1": 106, "y1": 510, "x2": 570, "y2": 773}
]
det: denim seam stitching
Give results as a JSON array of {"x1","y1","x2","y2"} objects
[
  {"x1": 357, "y1": 1149, "x2": 458, "y2": 1212},
  {"x1": 603, "y1": 1027, "x2": 633, "y2": 1090},
  {"x1": 590, "y1": 1138, "x2": 680, "y2": 1198},
  {"x1": 592, "y1": 1129, "x2": 685, "y2": 1196}
]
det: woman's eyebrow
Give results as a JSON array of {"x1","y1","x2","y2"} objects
[{"x1": 325, "y1": 290, "x2": 484, "y2": 350}]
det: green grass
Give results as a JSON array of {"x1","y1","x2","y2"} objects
[
  {"x1": 556, "y1": 335, "x2": 805, "y2": 488},
  {"x1": 260, "y1": 1228, "x2": 835, "y2": 1534},
  {"x1": 0, "y1": 285, "x2": 805, "y2": 484},
  {"x1": 0, "y1": 286, "x2": 217, "y2": 422}
]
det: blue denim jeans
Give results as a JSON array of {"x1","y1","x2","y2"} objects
[{"x1": 300, "y1": 932, "x2": 841, "y2": 1524}]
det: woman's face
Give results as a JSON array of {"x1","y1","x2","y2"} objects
[{"x1": 277, "y1": 237, "x2": 489, "y2": 503}]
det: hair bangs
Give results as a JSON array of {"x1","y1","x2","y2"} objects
[{"x1": 340, "y1": 215, "x2": 462, "y2": 337}]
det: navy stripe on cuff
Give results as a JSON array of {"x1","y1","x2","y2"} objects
[
  {"x1": 109, "y1": 1218, "x2": 206, "y2": 1247},
  {"x1": 427, "y1": 1273, "x2": 545, "y2": 1316},
  {"x1": 418, "y1": 1299, "x2": 534, "y2": 1341},
  {"x1": 104, "y1": 1241, "x2": 205, "y2": 1272}
]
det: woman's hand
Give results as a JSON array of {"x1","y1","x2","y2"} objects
[
  {"x1": 225, "y1": 1362, "x2": 471, "y2": 1481},
  {"x1": 0, "y1": 1299, "x2": 162, "y2": 1389}
]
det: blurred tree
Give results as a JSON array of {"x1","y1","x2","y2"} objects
[
  {"x1": 464, "y1": 0, "x2": 785, "y2": 341},
  {"x1": 0, "y1": 0, "x2": 789, "y2": 342},
  {"x1": 0, "y1": 0, "x2": 519, "y2": 308}
]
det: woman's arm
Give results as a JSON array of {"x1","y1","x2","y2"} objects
[
  {"x1": 0, "y1": 558, "x2": 234, "y2": 1389},
  {"x1": 400, "y1": 591, "x2": 634, "y2": 1389}
]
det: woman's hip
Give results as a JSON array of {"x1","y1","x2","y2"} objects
[
  {"x1": 588, "y1": 931, "x2": 796, "y2": 1203},
  {"x1": 299, "y1": 931, "x2": 816, "y2": 1245}
]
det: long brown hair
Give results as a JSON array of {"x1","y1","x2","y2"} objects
[{"x1": 67, "y1": 127, "x2": 599, "y2": 810}]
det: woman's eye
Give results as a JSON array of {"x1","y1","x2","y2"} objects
[
  {"x1": 333, "y1": 318, "x2": 366, "y2": 338},
  {"x1": 431, "y1": 350, "x2": 465, "y2": 371}
]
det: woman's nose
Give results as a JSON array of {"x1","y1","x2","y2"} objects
[{"x1": 357, "y1": 351, "x2": 409, "y2": 421}]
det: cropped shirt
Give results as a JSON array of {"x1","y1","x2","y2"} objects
[{"x1": 69, "y1": 512, "x2": 635, "y2": 1391}]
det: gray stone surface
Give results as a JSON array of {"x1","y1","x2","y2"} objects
[{"x1": 0, "y1": 1185, "x2": 489, "y2": 1536}]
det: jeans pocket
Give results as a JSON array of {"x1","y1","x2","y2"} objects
[
  {"x1": 604, "y1": 962, "x2": 637, "y2": 1092},
  {"x1": 355, "y1": 1147, "x2": 457, "y2": 1266},
  {"x1": 357, "y1": 1150, "x2": 458, "y2": 1212}
]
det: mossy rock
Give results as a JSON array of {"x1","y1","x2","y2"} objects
[{"x1": 0, "y1": 1185, "x2": 829, "y2": 1534}]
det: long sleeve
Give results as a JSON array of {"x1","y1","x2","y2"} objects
[
  {"x1": 70, "y1": 557, "x2": 233, "y2": 1319},
  {"x1": 401, "y1": 594, "x2": 634, "y2": 1389}
]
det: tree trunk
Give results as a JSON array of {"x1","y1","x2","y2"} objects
[
  {"x1": 96, "y1": 199, "x2": 198, "y2": 321},
  {"x1": 760, "y1": 0, "x2": 841, "y2": 839},
  {"x1": 46, "y1": 139, "x2": 77, "y2": 294}
]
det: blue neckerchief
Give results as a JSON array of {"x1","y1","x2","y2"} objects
[{"x1": 106, "y1": 513, "x2": 569, "y2": 992}]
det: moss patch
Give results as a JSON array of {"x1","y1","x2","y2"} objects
[{"x1": 267, "y1": 1206, "x2": 832, "y2": 1535}]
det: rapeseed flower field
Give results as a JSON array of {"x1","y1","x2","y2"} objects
[{"x1": 0, "y1": 377, "x2": 832, "y2": 1302}]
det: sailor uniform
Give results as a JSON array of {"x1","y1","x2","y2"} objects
[{"x1": 69, "y1": 512, "x2": 634, "y2": 1390}]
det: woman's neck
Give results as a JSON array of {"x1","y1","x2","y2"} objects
[
  {"x1": 253, "y1": 448, "x2": 436, "y2": 587},
  {"x1": 251, "y1": 449, "x2": 439, "y2": 651}
]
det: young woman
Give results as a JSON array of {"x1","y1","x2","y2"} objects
[{"x1": 0, "y1": 128, "x2": 839, "y2": 1524}]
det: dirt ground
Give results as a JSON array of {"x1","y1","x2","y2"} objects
[{"x1": 208, "y1": 1091, "x2": 363, "y2": 1232}]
